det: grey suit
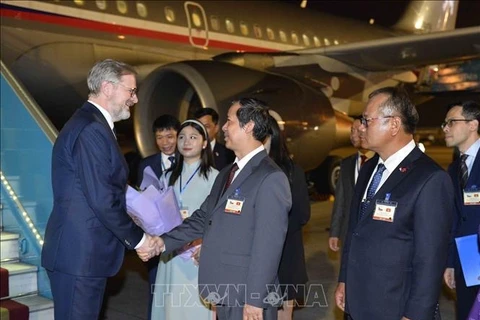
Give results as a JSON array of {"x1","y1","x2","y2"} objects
[
  {"x1": 329, "y1": 153, "x2": 357, "y2": 242},
  {"x1": 162, "y1": 150, "x2": 291, "y2": 316}
]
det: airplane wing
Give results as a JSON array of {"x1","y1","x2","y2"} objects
[
  {"x1": 301, "y1": 26, "x2": 480, "y2": 72},
  {"x1": 214, "y1": 26, "x2": 480, "y2": 73}
]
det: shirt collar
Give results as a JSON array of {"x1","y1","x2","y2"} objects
[
  {"x1": 464, "y1": 138, "x2": 480, "y2": 159},
  {"x1": 210, "y1": 139, "x2": 216, "y2": 150},
  {"x1": 161, "y1": 153, "x2": 175, "y2": 169},
  {"x1": 88, "y1": 100, "x2": 114, "y2": 131},
  {"x1": 379, "y1": 139, "x2": 416, "y2": 173},
  {"x1": 234, "y1": 145, "x2": 264, "y2": 172}
]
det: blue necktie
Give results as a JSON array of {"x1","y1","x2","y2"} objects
[
  {"x1": 360, "y1": 163, "x2": 386, "y2": 219},
  {"x1": 168, "y1": 156, "x2": 175, "y2": 165}
]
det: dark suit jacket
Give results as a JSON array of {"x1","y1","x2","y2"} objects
[
  {"x1": 330, "y1": 153, "x2": 357, "y2": 241},
  {"x1": 136, "y1": 153, "x2": 164, "y2": 187},
  {"x1": 162, "y1": 151, "x2": 292, "y2": 308},
  {"x1": 278, "y1": 164, "x2": 310, "y2": 300},
  {"x1": 212, "y1": 141, "x2": 235, "y2": 171},
  {"x1": 42, "y1": 102, "x2": 143, "y2": 277},
  {"x1": 339, "y1": 148, "x2": 454, "y2": 320},
  {"x1": 447, "y1": 146, "x2": 480, "y2": 268}
]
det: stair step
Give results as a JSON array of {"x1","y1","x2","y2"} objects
[
  {"x1": 0, "y1": 262, "x2": 38, "y2": 297},
  {"x1": 13, "y1": 295, "x2": 54, "y2": 320},
  {"x1": 0, "y1": 232, "x2": 20, "y2": 261}
]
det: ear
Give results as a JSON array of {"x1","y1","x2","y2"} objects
[
  {"x1": 243, "y1": 121, "x2": 255, "y2": 134},
  {"x1": 390, "y1": 116, "x2": 401, "y2": 136},
  {"x1": 101, "y1": 81, "x2": 114, "y2": 98},
  {"x1": 469, "y1": 119, "x2": 479, "y2": 133},
  {"x1": 202, "y1": 139, "x2": 208, "y2": 149}
]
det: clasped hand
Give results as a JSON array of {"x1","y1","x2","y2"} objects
[{"x1": 136, "y1": 235, "x2": 164, "y2": 262}]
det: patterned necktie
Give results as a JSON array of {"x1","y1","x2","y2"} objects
[
  {"x1": 222, "y1": 163, "x2": 239, "y2": 195},
  {"x1": 360, "y1": 163, "x2": 386, "y2": 219},
  {"x1": 459, "y1": 154, "x2": 469, "y2": 188}
]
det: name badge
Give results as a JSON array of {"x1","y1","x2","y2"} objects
[
  {"x1": 372, "y1": 200, "x2": 397, "y2": 222},
  {"x1": 464, "y1": 189, "x2": 480, "y2": 206},
  {"x1": 225, "y1": 190, "x2": 245, "y2": 214},
  {"x1": 180, "y1": 207, "x2": 189, "y2": 220}
]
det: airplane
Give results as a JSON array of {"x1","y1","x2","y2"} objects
[{"x1": 1, "y1": 0, "x2": 479, "y2": 193}]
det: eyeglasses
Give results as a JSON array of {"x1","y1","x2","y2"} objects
[
  {"x1": 441, "y1": 119, "x2": 473, "y2": 129},
  {"x1": 113, "y1": 82, "x2": 138, "y2": 98},
  {"x1": 360, "y1": 116, "x2": 395, "y2": 128}
]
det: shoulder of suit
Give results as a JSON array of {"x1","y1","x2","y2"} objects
[{"x1": 410, "y1": 152, "x2": 445, "y2": 176}]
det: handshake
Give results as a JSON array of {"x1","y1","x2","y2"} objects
[{"x1": 136, "y1": 235, "x2": 165, "y2": 262}]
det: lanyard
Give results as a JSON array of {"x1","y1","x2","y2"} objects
[{"x1": 179, "y1": 165, "x2": 201, "y2": 194}]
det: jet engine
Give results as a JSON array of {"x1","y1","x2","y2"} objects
[{"x1": 135, "y1": 60, "x2": 352, "y2": 177}]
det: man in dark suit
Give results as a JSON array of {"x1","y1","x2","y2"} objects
[
  {"x1": 335, "y1": 87, "x2": 454, "y2": 320},
  {"x1": 442, "y1": 100, "x2": 480, "y2": 320},
  {"x1": 136, "y1": 114, "x2": 180, "y2": 186},
  {"x1": 329, "y1": 118, "x2": 373, "y2": 252},
  {"x1": 149, "y1": 98, "x2": 292, "y2": 320},
  {"x1": 135, "y1": 114, "x2": 180, "y2": 320},
  {"x1": 41, "y1": 59, "x2": 160, "y2": 320},
  {"x1": 195, "y1": 107, "x2": 235, "y2": 170}
]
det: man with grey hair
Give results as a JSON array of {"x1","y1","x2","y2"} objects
[
  {"x1": 334, "y1": 87, "x2": 453, "y2": 320},
  {"x1": 42, "y1": 59, "x2": 161, "y2": 319}
]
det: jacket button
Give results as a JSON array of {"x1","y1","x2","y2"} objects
[{"x1": 209, "y1": 220, "x2": 212, "y2": 225}]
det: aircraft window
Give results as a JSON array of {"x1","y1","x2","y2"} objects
[
  {"x1": 313, "y1": 36, "x2": 321, "y2": 47},
  {"x1": 291, "y1": 32, "x2": 299, "y2": 45},
  {"x1": 165, "y1": 7, "x2": 176, "y2": 23},
  {"x1": 74, "y1": 0, "x2": 84, "y2": 6},
  {"x1": 210, "y1": 16, "x2": 220, "y2": 31},
  {"x1": 253, "y1": 24, "x2": 262, "y2": 38},
  {"x1": 334, "y1": 39, "x2": 339, "y2": 45},
  {"x1": 302, "y1": 34, "x2": 310, "y2": 46},
  {"x1": 324, "y1": 38, "x2": 330, "y2": 46},
  {"x1": 225, "y1": 19, "x2": 235, "y2": 33},
  {"x1": 266, "y1": 28, "x2": 275, "y2": 40},
  {"x1": 136, "y1": 2, "x2": 148, "y2": 18},
  {"x1": 95, "y1": 0, "x2": 106, "y2": 10},
  {"x1": 240, "y1": 21, "x2": 249, "y2": 36},
  {"x1": 116, "y1": 0, "x2": 127, "y2": 14},
  {"x1": 279, "y1": 30, "x2": 287, "y2": 42},
  {"x1": 191, "y1": 12, "x2": 202, "y2": 27}
]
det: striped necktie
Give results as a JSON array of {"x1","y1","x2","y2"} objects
[{"x1": 459, "y1": 154, "x2": 469, "y2": 188}]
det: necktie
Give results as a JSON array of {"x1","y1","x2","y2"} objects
[
  {"x1": 168, "y1": 156, "x2": 175, "y2": 165},
  {"x1": 360, "y1": 155, "x2": 367, "y2": 167},
  {"x1": 459, "y1": 154, "x2": 469, "y2": 188},
  {"x1": 222, "y1": 163, "x2": 239, "y2": 195},
  {"x1": 360, "y1": 163, "x2": 386, "y2": 219}
]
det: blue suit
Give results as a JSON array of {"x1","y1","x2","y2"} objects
[
  {"x1": 340, "y1": 148, "x2": 453, "y2": 320},
  {"x1": 42, "y1": 102, "x2": 143, "y2": 319},
  {"x1": 447, "y1": 146, "x2": 480, "y2": 320}
]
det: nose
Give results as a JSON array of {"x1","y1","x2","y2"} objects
[
  {"x1": 442, "y1": 125, "x2": 449, "y2": 133},
  {"x1": 222, "y1": 122, "x2": 227, "y2": 132},
  {"x1": 132, "y1": 94, "x2": 138, "y2": 104}
]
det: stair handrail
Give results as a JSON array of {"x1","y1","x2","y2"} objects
[{"x1": 0, "y1": 60, "x2": 58, "y2": 142}]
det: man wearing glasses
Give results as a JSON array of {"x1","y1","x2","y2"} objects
[
  {"x1": 42, "y1": 59, "x2": 161, "y2": 319},
  {"x1": 335, "y1": 86, "x2": 453, "y2": 320},
  {"x1": 442, "y1": 101, "x2": 480, "y2": 320}
]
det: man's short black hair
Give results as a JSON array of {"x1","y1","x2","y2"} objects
[
  {"x1": 233, "y1": 98, "x2": 270, "y2": 142},
  {"x1": 152, "y1": 115, "x2": 180, "y2": 133},
  {"x1": 447, "y1": 100, "x2": 480, "y2": 134},
  {"x1": 194, "y1": 108, "x2": 219, "y2": 125}
]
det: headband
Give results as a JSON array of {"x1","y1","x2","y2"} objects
[{"x1": 181, "y1": 119, "x2": 208, "y2": 138}]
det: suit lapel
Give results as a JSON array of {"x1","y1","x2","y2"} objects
[
  {"x1": 359, "y1": 148, "x2": 423, "y2": 222},
  {"x1": 84, "y1": 103, "x2": 128, "y2": 171},
  {"x1": 466, "y1": 147, "x2": 480, "y2": 188},
  {"x1": 213, "y1": 151, "x2": 267, "y2": 211}
]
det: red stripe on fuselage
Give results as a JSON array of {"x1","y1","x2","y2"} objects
[{"x1": 0, "y1": 7, "x2": 277, "y2": 53}]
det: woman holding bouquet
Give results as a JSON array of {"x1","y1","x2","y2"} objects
[{"x1": 152, "y1": 119, "x2": 218, "y2": 320}]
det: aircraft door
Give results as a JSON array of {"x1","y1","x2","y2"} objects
[{"x1": 184, "y1": 2, "x2": 209, "y2": 49}]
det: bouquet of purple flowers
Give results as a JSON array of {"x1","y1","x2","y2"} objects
[{"x1": 126, "y1": 166, "x2": 182, "y2": 236}]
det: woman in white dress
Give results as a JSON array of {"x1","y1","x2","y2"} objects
[{"x1": 151, "y1": 119, "x2": 218, "y2": 320}]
